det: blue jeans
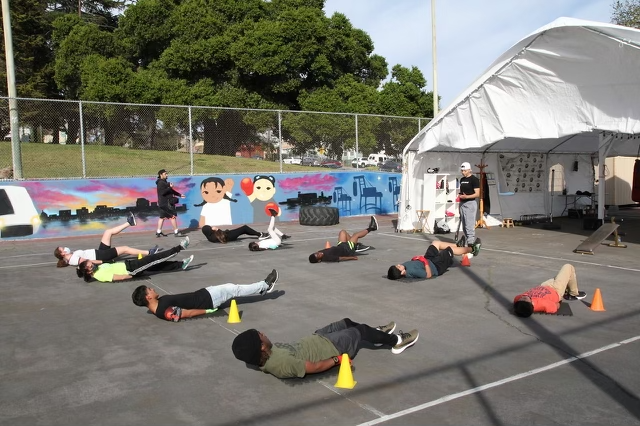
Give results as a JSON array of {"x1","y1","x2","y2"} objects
[
  {"x1": 205, "y1": 281, "x2": 268, "y2": 308},
  {"x1": 460, "y1": 200, "x2": 477, "y2": 245}
]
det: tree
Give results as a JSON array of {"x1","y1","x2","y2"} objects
[{"x1": 611, "y1": 0, "x2": 640, "y2": 28}]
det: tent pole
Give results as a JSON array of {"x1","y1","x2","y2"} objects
[{"x1": 597, "y1": 133, "x2": 614, "y2": 220}]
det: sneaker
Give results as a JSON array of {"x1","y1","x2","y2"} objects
[
  {"x1": 258, "y1": 232, "x2": 270, "y2": 240},
  {"x1": 471, "y1": 238, "x2": 482, "y2": 257},
  {"x1": 180, "y1": 236, "x2": 190, "y2": 250},
  {"x1": 174, "y1": 231, "x2": 185, "y2": 237},
  {"x1": 263, "y1": 269, "x2": 279, "y2": 294},
  {"x1": 214, "y1": 229, "x2": 227, "y2": 243},
  {"x1": 156, "y1": 232, "x2": 168, "y2": 238},
  {"x1": 281, "y1": 234, "x2": 292, "y2": 240},
  {"x1": 181, "y1": 255, "x2": 194, "y2": 270},
  {"x1": 564, "y1": 291, "x2": 587, "y2": 301},
  {"x1": 368, "y1": 216, "x2": 378, "y2": 232},
  {"x1": 355, "y1": 243, "x2": 371, "y2": 253},
  {"x1": 127, "y1": 212, "x2": 137, "y2": 226},
  {"x1": 268, "y1": 208, "x2": 278, "y2": 217},
  {"x1": 148, "y1": 245, "x2": 161, "y2": 255},
  {"x1": 374, "y1": 321, "x2": 397, "y2": 346},
  {"x1": 391, "y1": 329, "x2": 419, "y2": 354}
]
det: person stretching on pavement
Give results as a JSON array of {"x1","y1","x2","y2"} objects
[
  {"x1": 131, "y1": 269, "x2": 279, "y2": 322},
  {"x1": 232, "y1": 318, "x2": 419, "y2": 379},
  {"x1": 308, "y1": 216, "x2": 378, "y2": 263},
  {"x1": 513, "y1": 264, "x2": 587, "y2": 317},
  {"x1": 387, "y1": 239, "x2": 481, "y2": 280},
  {"x1": 248, "y1": 209, "x2": 291, "y2": 251}
]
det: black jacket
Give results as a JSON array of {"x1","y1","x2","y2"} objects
[{"x1": 156, "y1": 178, "x2": 182, "y2": 208}]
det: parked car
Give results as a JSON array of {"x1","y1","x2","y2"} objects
[
  {"x1": 320, "y1": 159, "x2": 343, "y2": 169},
  {"x1": 283, "y1": 157, "x2": 302, "y2": 165},
  {"x1": 378, "y1": 160, "x2": 402, "y2": 172},
  {"x1": 351, "y1": 157, "x2": 367, "y2": 168},
  {"x1": 251, "y1": 155, "x2": 263, "y2": 160},
  {"x1": 302, "y1": 157, "x2": 321, "y2": 166},
  {"x1": 365, "y1": 153, "x2": 389, "y2": 166}
]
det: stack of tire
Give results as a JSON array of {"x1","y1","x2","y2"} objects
[{"x1": 299, "y1": 206, "x2": 339, "y2": 226}]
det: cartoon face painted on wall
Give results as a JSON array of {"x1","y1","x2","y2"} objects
[
  {"x1": 240, "y1": 175, "x2": 280, "y2": 223},
  {"x1": 195, "y1": 177, "x2": 235, "y2": 228}
]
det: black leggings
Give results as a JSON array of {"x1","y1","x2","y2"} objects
[
  {"x1": 124, "y1": 245, "x2": 183, "y2": 275},
  {"x1": 202, "y1": 225, "x2": 260, "y2": 243}
]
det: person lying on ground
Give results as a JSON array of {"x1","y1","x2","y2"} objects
[
  {"x1": 79, "y1": 237, "x2": 192, "y2": 283},
  {"x1": 513, "y1": 263, "x2": 587, "y2": 317},
  {"x1": 202, "y1": 223, "x2": 268, "y2": 244},
  {"x1": 54, "y1": 213, "x2": 160, "y2": 267},
  {"x1": 308, "y1": 216, "x2": 378, "y2": 263},
  {"x1": 248, "y1": 209, "x2": 291, "y2": 251},
  {"x1": 131, "y1": 269, "x2": 279, "y2": 322},
  {"x1": 387, "y1": 239, "x2": 481, "y2": 280},
  {"x1": 232, "y1": 317, "x2": 418, "y2": 379}
]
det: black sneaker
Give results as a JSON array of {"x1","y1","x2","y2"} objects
[
  {"x1": 391, "y1": 329, "x2": 419, "y2": 354},
  {"x1": 156, "y1": 232, "x2": 168, "y2": 238},
  {"x1": 263, "y1": 269, "x2": 279, "y2": 294},
  {"x1": 471, "y1": 238, "x2": 481, "y2": 256},
  {"x1": 268, "y1": 208, "x2": 278, "y2": 217},
  {"x1": 148, "y1": 245, "x2": 161, "y2": 255},
  {"x1": 368, "y1": 216, "x2": 378, "y2": 232},
  {"x1": 127, "y1": 212, "x2": 137, "y2": 226},
  {"x1": 258, "y1": 232, "x2": 270, "y2": 240},
  {"x1": 281, "y1": 234, "x2": 292, "y2": 240},
  {"x1": 563, "y1": 291, "x2": 587, "y2": 301},
  {"x1": 355, "y1": 243, "x2": 371, "y2": 253}
]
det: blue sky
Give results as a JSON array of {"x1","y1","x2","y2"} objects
[{"x1": 323, "y1": 0, "x2": 614, "y2": 112}]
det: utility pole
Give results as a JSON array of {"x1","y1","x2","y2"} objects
[
  {"x1": 431, "y1": 0, "x2": 438, "y2": 116},
  {"x1": 2, "y1": 0, "x2": 23, "y2": 179}
]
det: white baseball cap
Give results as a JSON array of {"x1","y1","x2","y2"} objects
[{"x1": 460, "y1": 162, "x2": 472, "y2": 171}]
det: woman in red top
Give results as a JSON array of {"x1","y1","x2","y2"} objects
[{"x1": 513, "y1": 264, "x2": 587, "y2": 317}]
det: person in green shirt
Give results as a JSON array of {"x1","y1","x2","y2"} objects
[
  {"x1": 232, "y1": 318, "x2": 419, "y2": 379},
  {"x1": 80, "y1": 237, "x2": 193, "y2": 283}
]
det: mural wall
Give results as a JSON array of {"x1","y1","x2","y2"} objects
[{"x1": 0, "y1": 171, "x2": 402, "y2": 240}]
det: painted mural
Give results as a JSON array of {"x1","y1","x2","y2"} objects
[{"x1": 0, "y1": 171, "x2": 401, "y2": 240}]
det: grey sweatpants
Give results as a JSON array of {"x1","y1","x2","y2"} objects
[{"x1": 460, "y1": 200, "x2": 477, "y2": 245}]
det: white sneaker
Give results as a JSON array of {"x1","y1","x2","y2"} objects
[{"x1": 180, "y1": 236, "x2": 190, "y2": 249}]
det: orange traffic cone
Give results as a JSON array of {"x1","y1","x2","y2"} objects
[
  {"x1": 227, "y1": 299, "x2": 241, "y2": 323},
  {"x1": 325, "y1": 241, "x2": 331, "y2": 249},
  {"x1": 590, "y1": 288, "x2": 606, "y2": 311},
  {"x1": 334, "y1": 354, "x2": 356, "y2": 389},
  {"x1": 461, "y1": 254, "x2": 471, "y2": 267}
]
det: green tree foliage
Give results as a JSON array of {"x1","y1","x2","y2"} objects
[{"x1": 611, "y1": 0, "x2": 640, "y2": 28}]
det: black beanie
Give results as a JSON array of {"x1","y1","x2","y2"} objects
[{"x1": 232, "y1": 329, "x2": 262, "y2": 365}]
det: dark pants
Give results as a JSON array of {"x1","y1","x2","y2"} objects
[
  {"x1": 314, "y1": 318, "x2": 396, "y2": 359},
  {"x1": 202, "y1": 225, "x2": 260, "y2": 243},
  {"x1": 124, "y1": 245, "x2": 183, "y2": 276}
]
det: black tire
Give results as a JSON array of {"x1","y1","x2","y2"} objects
[{"x1": 299, "y1": 206, "x2": 339, "y2": 226}]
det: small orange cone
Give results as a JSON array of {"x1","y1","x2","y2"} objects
[
  {"x1": 227, "y1": 299, "x2": 241, "y2": 323},
  {"x1": 461, "y1": 254, "x2": 471, "y2": 267},
  {"x1": 334, "y1": 354, "x2": 356, "y2": 389},
  {"x1": 325, "y1": 241, "x2": 331, "y2": 249},
  {"x1": 590, "y1": 288, "x2": 606, "y2": 311}
]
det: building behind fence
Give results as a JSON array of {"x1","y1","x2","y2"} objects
[{"x1": 0, "y1": 97, "x2": 430, "y2": 179}]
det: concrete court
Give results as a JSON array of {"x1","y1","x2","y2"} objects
[{"x1": 1, "y1": 213, "x2": 640, "y2": 426}]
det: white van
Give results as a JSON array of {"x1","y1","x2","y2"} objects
[
  {"x1": 0, "y1": 186, "x2": 41, "y2": 238},
  {"x1": 365, "y1": 153, "x2": 388, "y2": 166}
]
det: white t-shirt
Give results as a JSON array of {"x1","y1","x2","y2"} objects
[
  {"x1": 68, "y1": 249, "x2": 97, "y2": 266},
  {"x1": 258, "y1": 238, "x2": 279, "y2": 250},
  {"x1": 200, "y1": 199, "x2": 232, "y2": 226}
]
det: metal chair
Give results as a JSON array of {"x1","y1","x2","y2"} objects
[{"x1": 353, "y1": 175, "x2": 382, "y2": 212}]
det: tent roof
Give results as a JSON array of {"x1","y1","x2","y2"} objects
[{"x1": 406, "y1": 17, "x2": 640, "y2": 156}]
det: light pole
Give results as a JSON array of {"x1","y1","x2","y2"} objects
[
  {"x1": 431, "y1": 0, "x2": 438, "y2": 116},
  {"x1": 2, "y1": 0, "x2": 22, "y2": 178}
]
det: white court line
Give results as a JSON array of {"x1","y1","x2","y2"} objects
[
  {"x1": 379, "y1": 233, "x2": 640, "y2": 273},
  {"x1": 356, "y1": 335, "x2": 640, "y2": 426}
]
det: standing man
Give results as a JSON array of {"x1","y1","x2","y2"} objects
[
  {"x1": 156, "y1": 169, "x2": 185, "y2": 237},
  {"x1": 458, "y1": 162, "x2": 480, "y2": 247}
]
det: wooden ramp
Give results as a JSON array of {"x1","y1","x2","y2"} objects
[{"x1": 574, "y1": 222, "x2": 625, "y2": 255}]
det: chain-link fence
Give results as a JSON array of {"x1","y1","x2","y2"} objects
[{"x1": 0, "y1": 97, "x2": 430, "y2": 179}]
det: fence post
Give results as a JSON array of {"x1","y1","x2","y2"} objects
[
  {"x1": 355, "y1": 114, "x2": 359, "y2": 167},
  {"x1": 79, "y1": 100, "x2": 86, "y2": 178},
  {"x1": 188, "y1": 105, "x2": 193, "y2": 176},
  {"x1": 278, "y1": 110, "x2": 283, "y2": 173}
]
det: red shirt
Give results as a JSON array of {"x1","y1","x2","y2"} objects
[{"x1": 514, "y1": 286, "x2": 560, "y2": 314}]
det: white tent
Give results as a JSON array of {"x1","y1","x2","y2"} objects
[{"x1": 398, "y1": 17, "x2": 640, "y2": 232}]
